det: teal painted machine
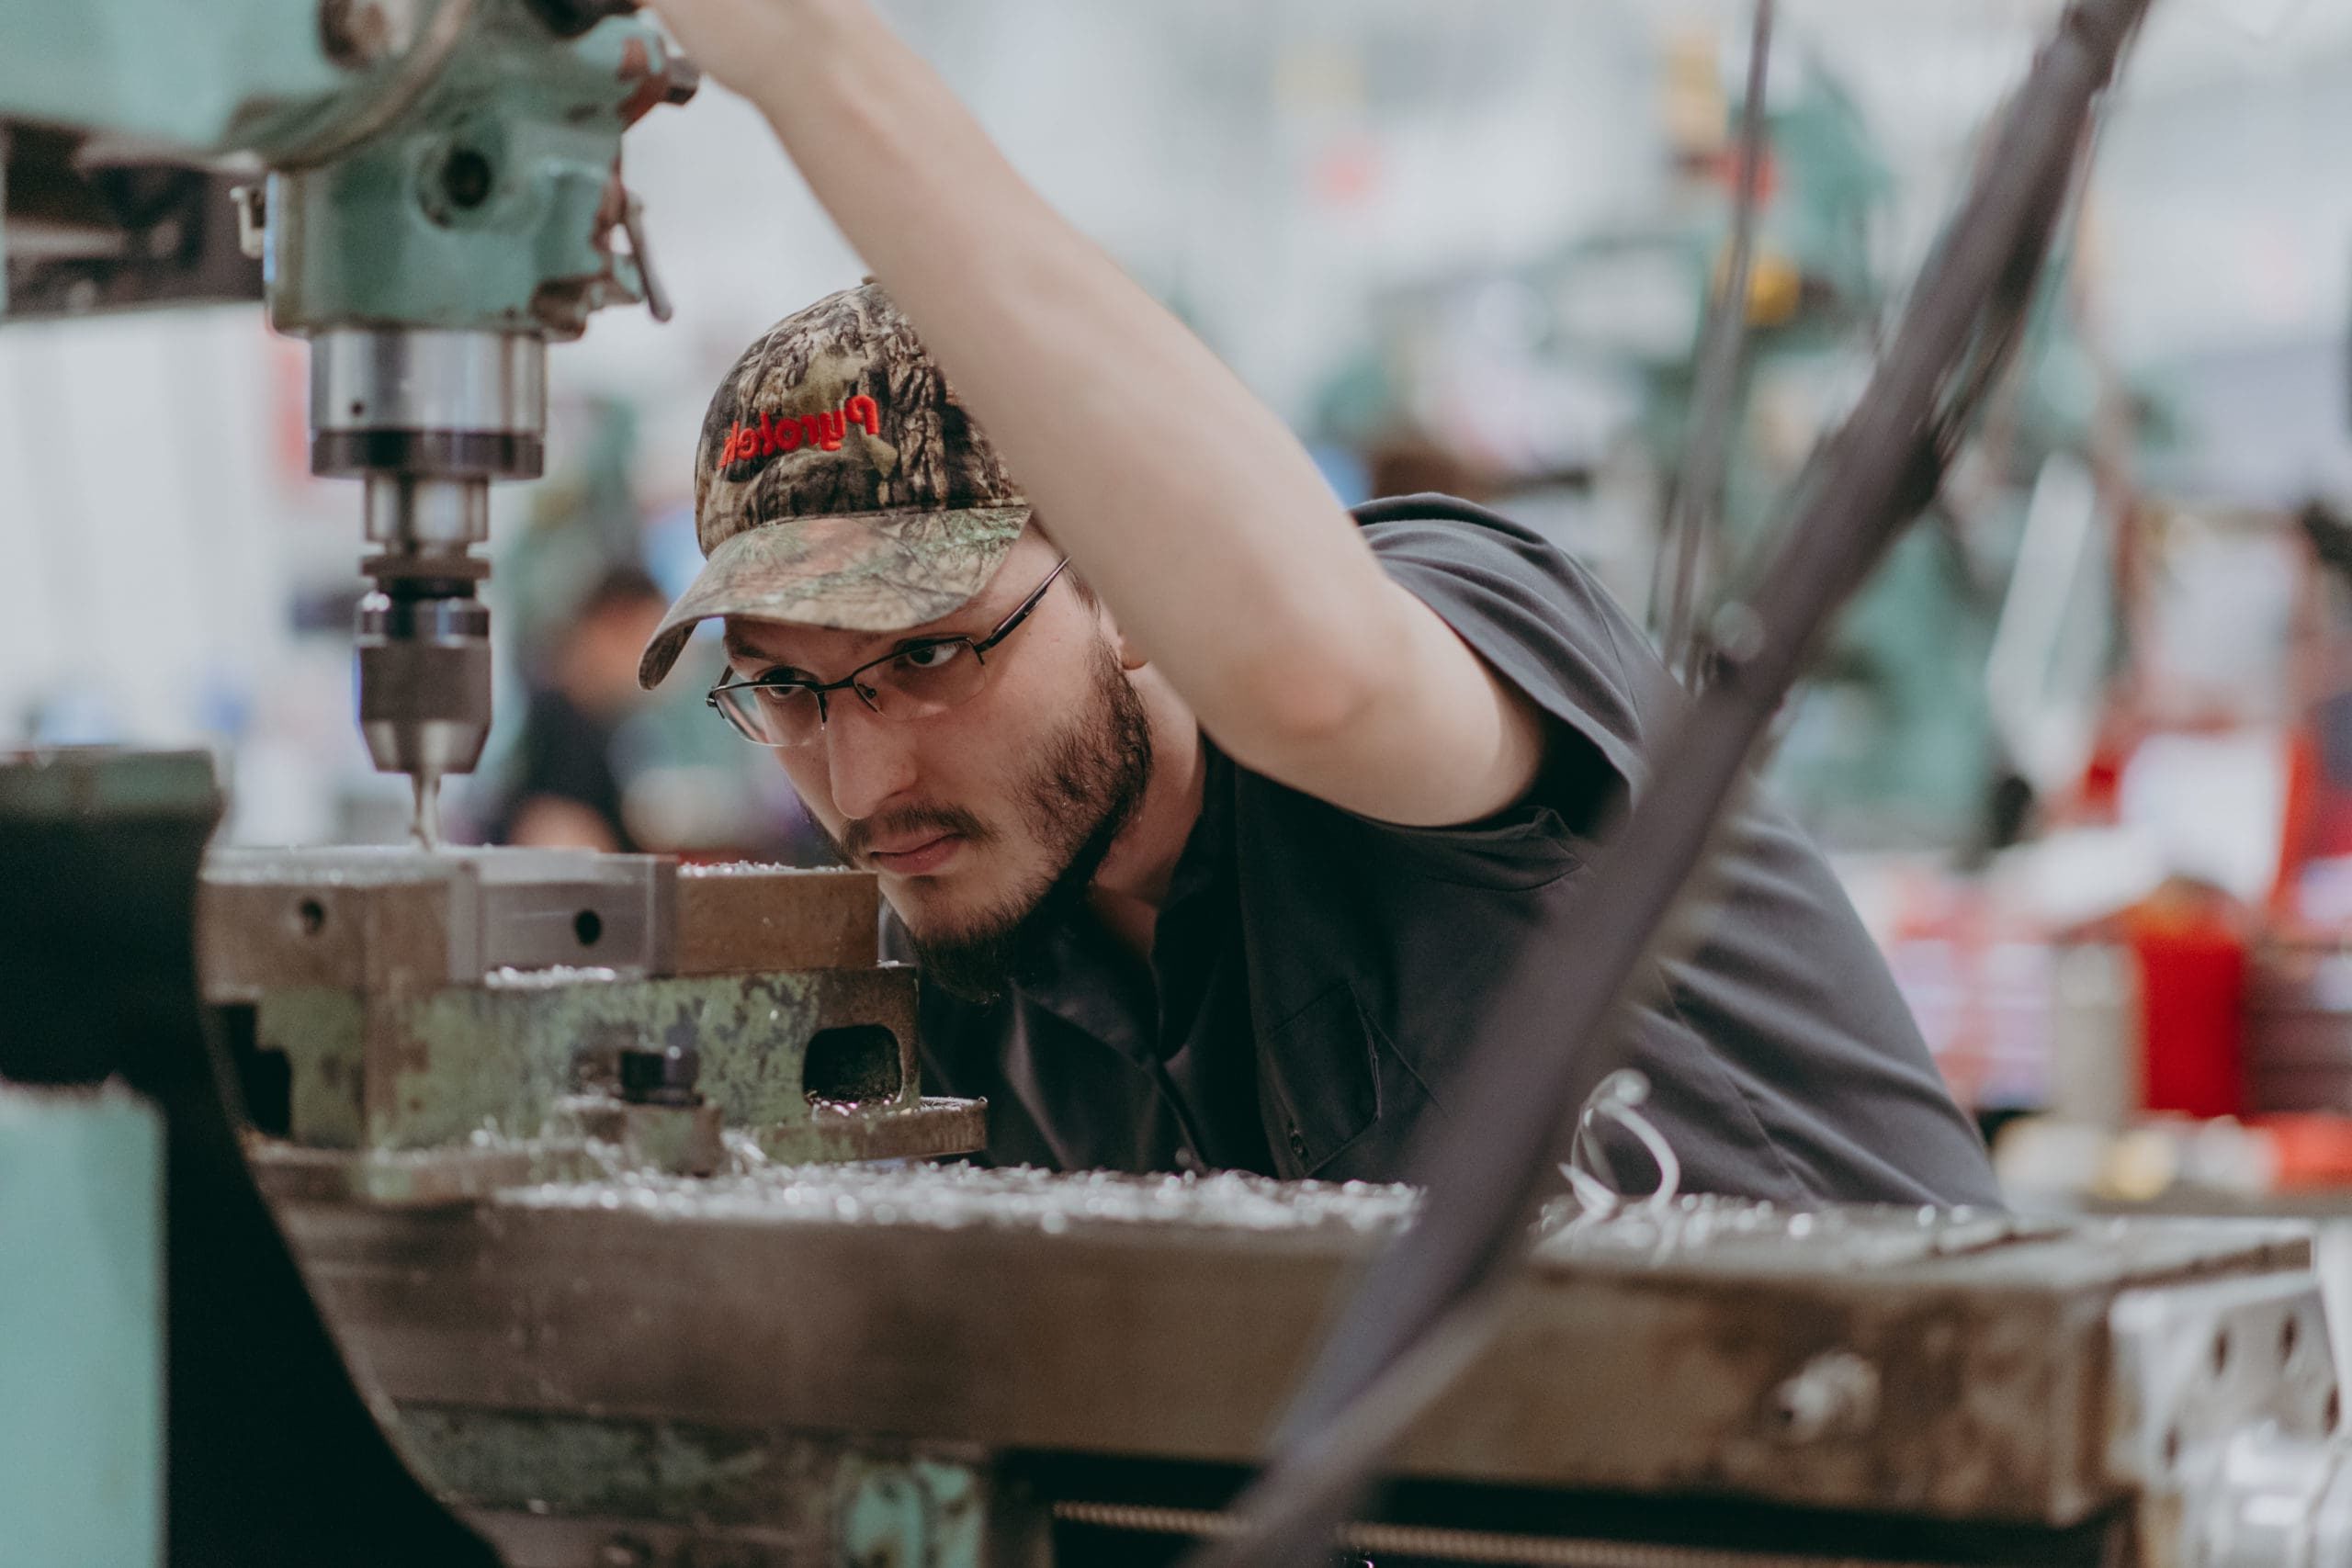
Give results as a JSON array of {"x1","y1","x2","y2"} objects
[
  {"x1": 0, "y1": 1085, "x2": 162, "y2": 1568},
  {"x1": 0, "y1": 10, "x2": 702, "y2": 1560},
  {"x1": 0, "y1": 0, "x2": 698, "y2": 833}
]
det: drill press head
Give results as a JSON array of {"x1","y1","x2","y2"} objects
[
  {"x1": 311, "y1": 328, "x2": 544, "y2": 831},
  {"x1": 255, "y1": 8, "x2": 697, "y2": 836},
  {"x1": 1, "y1": 2, "x2": 698, "y2": 838}
]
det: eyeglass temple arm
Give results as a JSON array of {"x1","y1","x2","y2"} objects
[{"x1": 977, "y1": 556, "x2": 1071, "y2": 655}]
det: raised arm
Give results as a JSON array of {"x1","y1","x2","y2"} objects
[{"x1": 644, "y1": 0, "x2": 1549, "y2": 826}]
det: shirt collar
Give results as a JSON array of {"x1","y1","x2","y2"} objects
[{"x1": 1000, "y1": 736, "x2": 1236, "y2": 1039}]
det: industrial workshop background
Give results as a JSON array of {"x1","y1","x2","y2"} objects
[
  {"x1": 16, "y1": 0, "x2": 2352, "y2": 1564},
  {"x1": 7, "y1": 0, "x2": 2344, "y2": 849}
]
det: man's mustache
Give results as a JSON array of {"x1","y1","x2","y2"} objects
[{"x1": 841, "y1": 805, "x2": 990, "y2": 863}]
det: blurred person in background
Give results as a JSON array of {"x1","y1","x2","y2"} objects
[
  {"x1": 487, "y1": 565, "x2": 671, "y2": 852},
  {"x1": 633, "y1": 0, "x2": 1998, "y2": 1204}
]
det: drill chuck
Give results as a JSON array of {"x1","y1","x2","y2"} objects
[
  {"x1": 312, "y1": 328, "x2": 540, "y2": 794},
  {"x1": 356, "y1": 590, "x2": 493, "y2": 782}
]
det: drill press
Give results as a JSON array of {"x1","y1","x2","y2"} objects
[
  {"x1": 321, "y1": 326, "x2": 535, "y2": 842},
  {"x1": 0, "y1": 0, "x2": 696, "y2": 834}
]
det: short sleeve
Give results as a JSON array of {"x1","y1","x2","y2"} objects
[{"x1": 1343, "y1": 495, "x2": 1675, "y2": 861}]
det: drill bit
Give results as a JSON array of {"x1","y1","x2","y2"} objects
[{"x1": 410, "y1": 771, "x2": 442, "y2": 852}]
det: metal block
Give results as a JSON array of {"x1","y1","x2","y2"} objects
[
  {"x1": 200, "y1": 847, "x2": 680, "y2": 998},
  {"x1": 2109, "y1": 1269, "x2": 2338, "y2": 1488},
  {"x1": 2108, "y1": 1268, "x2": 2342, "y2": 1567},
  {"x1": 755, "y1": 1097, "x2": 990, "y2": 1166},
  {"x1": 202, "y1": 848, "x2": 979, "y2": 1190},
  {"x1": 201, "y1": 849, "x2": 882, "y2": 998},
  {"x1": 674, "y1": 863, "x2": 879, "y2": 973},
  {"x1": 281, "y1": 1170, "x2": 2319, "y2": 1531},
  {"x1": 256, "y1": 966, "x2": 928, "y2": 1152}
]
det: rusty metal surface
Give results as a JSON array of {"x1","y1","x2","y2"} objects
[
  {"x1": 247, "y1": 966, "x2": 977, "y2": 1160},
  {"x1": 202, "y1": 868, "x2": 468, "y2": 1000},
  {"x1": 197, "y1": 847, "x2": 981, "y2": 1179},
  {"x1": 410, "y1": 1419, "x2": 1011, "y2": 1568},
  {"x1": 246, "y1": 1134, "x2": 596, "y2": 1206},
  {"x1": 200, "y1": 849, "x2": 884, "y2": 997},
  {"x1": 751, "y1": 1097, "x2": 989, "y2": 1165},
  {"x1": 673, "y1": 863, "x2": 878, "y2": 974},
  {"x1": 279, "y1": 1169, "x2": 2317, "y2": 1528},
  {"x1": 200, "y1": 847, "x2": 677, "y2": 997},
  {"x1": 1047, "y1": 1501, "x2": 1967, "y2": 1568},
  {"x1": 244, "y1": 1096, "x2": 989, "y2": 1205}
]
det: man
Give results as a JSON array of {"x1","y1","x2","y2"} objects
[
  {"x1": 490, "y1": 565, "x2": 671, "y2": 853},
  {"x1": 634, "y1": 0, "x2": 1999, "y2": 1204}
]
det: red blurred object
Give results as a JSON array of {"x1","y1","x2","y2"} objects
[
  {"x1": 1704, "y1": 144, "x2": 1779, "y2": 205},
  {"x1": 1310, "y1": 134, "x2": 1381, "y2": 206},
  {"x1": 2255, "y1": 1113, "x2": 2352, "y2": 1190},
  {"x1": 2125, "y1": 884, "x2": 2247, "y2": 1119}
]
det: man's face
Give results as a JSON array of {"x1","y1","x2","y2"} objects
[{"x1": 721, "y1": 536, "x2": 1151, "y2": 997}]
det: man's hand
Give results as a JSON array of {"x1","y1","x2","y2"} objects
[
  {"x1": 632, "y1": 0, "x2": 799, "y2": 101},
  {"x1": 633, "y1": 0, "x2": 1550, "y2": 827}
]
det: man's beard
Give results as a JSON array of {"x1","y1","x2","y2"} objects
[{"x1": 828, "y1": 637, "x2": 1155, "y2": 1004}]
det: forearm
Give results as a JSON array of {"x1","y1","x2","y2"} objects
[{"x1": 722, "y1": 0, "x2": 1402, "y2": 745}]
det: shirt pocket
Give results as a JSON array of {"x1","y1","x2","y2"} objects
[{"x1": 1260, "y1": 983, "x2": 1383, "y2": 1178}]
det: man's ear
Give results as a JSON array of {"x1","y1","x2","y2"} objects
[{"x1": 1097, "y1": 604, "x2": 1149, "y2": 672}]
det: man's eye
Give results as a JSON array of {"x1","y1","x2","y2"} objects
[{"x1": 893, "y1": 642, "x2": 968, "y2": 672}]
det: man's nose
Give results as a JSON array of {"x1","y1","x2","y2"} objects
[{"x1": 822, "y1": 696, "x2": 918, "y2": 822}]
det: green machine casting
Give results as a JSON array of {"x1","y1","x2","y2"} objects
[{"x1": 0, "y1": 0, "x2": 698, "y2": 832}]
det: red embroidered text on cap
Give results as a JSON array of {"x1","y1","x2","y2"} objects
[{"x1": 720, "y1": 394, "x2": 880, "y2": 466}]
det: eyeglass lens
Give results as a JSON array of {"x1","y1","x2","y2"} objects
[{"x1": 715, "y1": 639, "x2": 989, "y2": 747}]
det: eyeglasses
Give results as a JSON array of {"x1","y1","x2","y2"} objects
[{"x1": 707, "y1": 558, "x2": 1071, "y2": 749}]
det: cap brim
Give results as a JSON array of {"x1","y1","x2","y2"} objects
[{"x1": 637, "y1": 505, "x2": 1030, "y2": 688}]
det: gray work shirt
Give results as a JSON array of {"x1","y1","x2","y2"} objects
[{"x1": 895, "y1": 495, "x2": 2001, "y2": 1206}]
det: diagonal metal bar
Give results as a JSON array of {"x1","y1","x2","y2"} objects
[
  {"x1": 1189, "y1": 3, "x2": 2153, "y2": 1563},
  {"x1": 1657, "y1": 0, "x2": 1776, "y2": 683}
]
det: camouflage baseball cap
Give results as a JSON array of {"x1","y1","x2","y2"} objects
[{"x1": 636, "y1": 283, "x2": 1030, "y2": 688}]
